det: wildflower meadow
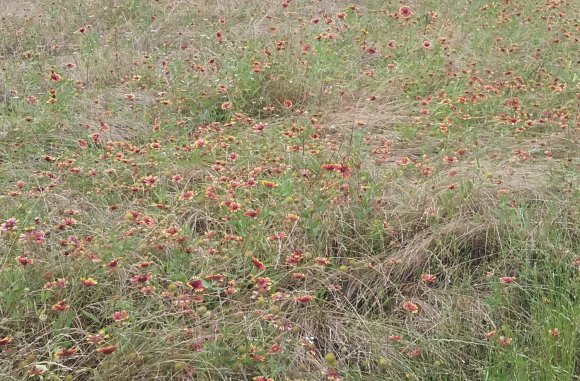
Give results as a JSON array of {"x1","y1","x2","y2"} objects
[{"x1": 0, "y1": 1, "x2": 578, "y2": 380}]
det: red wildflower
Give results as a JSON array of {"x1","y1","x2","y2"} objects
[
  {"x1": 81, "y1": 277, "x2": 98, "y2": 287},
  {"x1": 131, "y1": 273, "x2": 152, "y2": 284},
  {"x1": 1, "y1": 217, "x2": 18, "y2": 231},
  {"x1": 253, "y1": 123, "x2": 267, "y2": 132},
  {"x1": 52, "y1": 300, "x2": 70, "y2": 312},
  {"x1": 244, "y1": 209, "x2": 260, "y2": 218},
  {"x1": 205, "y1": 273, "x2": 225, "y2": 282},
  {"x1": 421, "y1": 273, "x2": 436, "y2": 284},
  {"x1": 337, "y1": 164, "x2": 351, "y2": 178},
  {"x1": 141, "y1": 286, "x2": 155, "y2": 295},
  {"x1": 15, "y1": 255, "x2": 33, "y2": 266},
  {"x1": 402, "y1": 301, "x2": 419, "y2": 314},
  {"x1": 187, "y1": 278, "x2": 205, "y2": 292},
  {"x1": 254, "y1": 377, "x2": 274, "y2": 381},
  {"x1": 55, "y1": 347, "x2": 79, "y2": 358},
  {"x1": 295, "y1": 295, "x2": 314, "y2": 303},
  {"x1": 96, "y1": 345, "x2": 117, "y2": 355},
  {"x1": 112, "y1": 310, "x2": 128, "y2": 322},
  {"x1": 50, "y1": 67, "x2": 62, "y2": 81},
  {"x1": 268, "y1": 343, "x2": 282, "y2": 354},
  {"x1": 485, "y1": 330, "x2": 497, "y2": 339},
  {"x1": 388, "y1": 335, "x2": 402, "y2": 342},
  {"x1": 292, "y1": 272, "x2": 306, "y2": 280},
  {"x1": 499, "y1": 336, "x2": 513, "y2": 347},
  {"x1": 0, "y1": 336, "x2": 13, "y2": 345},
  {"x1": 322, "y1": 163, "x2": 339, "y2": 171},
  {"x1": 285, "y1": 250, "x2": 304, "y2": 266},
  {"x1": 326, "y1": 368, "x2": 342, "y2": 380},
  {"x1": 499, "y1": 276, "x2": 516, "y2": 284},
  {"x1": 86, "y1": 333, "x2": 106, "y2": 344},
  {"x1": 407, "y1": 347, "x2": 422, "y2": 358},
  {"x1": 399, "y1": 6, "x2": 412, "y2": 18},
  {"x1": 315, "y1": 257, "x2": 330, "y2": 266},
  {"x1": 254, "y1": 277, "x2": 271, "y2": 293},
  {"x1": 251, "y1": 257, "x2": 267, "y2": 270},
  {"x1": 268, "y1": 232, "x2": 286, "y2": 241},
  {"x1": 105, "y1": 258, "x2": 121, "y2": 269},
  {"x1": 27, "y1": 366, "x2": 47, "y2": 377}
]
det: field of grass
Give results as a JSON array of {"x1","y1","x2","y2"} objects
[{"x1": 0, "y1": 0, "x2": 578, "y2": 380}]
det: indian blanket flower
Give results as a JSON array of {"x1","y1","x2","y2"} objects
[
  {"x1": 96, "y1": 345, "x2": 117, "y2": 355},
  {"x1": 315, "y1": 257, "x2": 330, "y2": 266},
  {"x1": 131, "y1": 273, "x2": 153, "y2": 284},
  {"x1": 50, "y1": 67, "x2": 62, "y2": 81},
  {"x1": 499, "y1": 336, "x2": 513, "y2": 347},
  {"x1": 1, "y1": 218, "x2": 17, "y2": 232},
  {"x1": 388, "y1": 335, "x2": 402, "y2": 342},
  {"x1": 253, "y1": 123, "x2": 267, "y2": 132},
  {"x1": 402, "y1": 301, "x2": 419, "y2": 314},
  {"x1": 81, "y1": 277, "x2": 98, "y2": 287},
  {"x1": 244, "y1": 209, "x2": 259, "y2": 218},
  {"x1": 187, "y1": 278, "x2": 205, "y2": 292},
  {"x1": 44, "y1": 278, "x2": 66, "y2": 289},
  {"x1": 15, "y1": 255, "x2": 33, "y2": 266},
  {"x1": 407, "y1": 347, "x2": 422, "y2": 358},
  {"x1": 399, "y1": 5, "x2": 412, "y2": 18},
  {"x1": 86, "y1": 333, "x2": 106, "y2": 344},
  {"x1": 254, "y1": 277, "x2": 272, "y2": 293},
  {"x1": 295, "y1": 295, "x2": 314, "y2": 303},
  {"x1": 27, "y1": 366, "x2": 47, "y2": 377},
  {"x1": 20, "y1": 229, "x2": 46, "y2": 244},
  {"x1": 421, "y1": 273, "x2": 436, "y2": 284},
  {"x1": 268, "y1": 232, "x2": 286, "y2": 241},
  {"x1": 55, "y1": 347, "x2": 79, "y2": 358},
  {"x1": 326, "y1": 369, "x2": 342, "y2": 381},
  {"x1": 141, "y1": 175, "x2": 159, "y2": 187},
  {"x1": 251, "y1": 257, "x2": 266, "y2": 270},
  {"x1": 51, "y1": 300, "x2": 70, "y2": 312},
  {"x1": 113, "y1": 310, "x2": 129, "y2": 322},
  {"x1": 285, "y1": 250, "x2": 304, "y2": 266}
]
